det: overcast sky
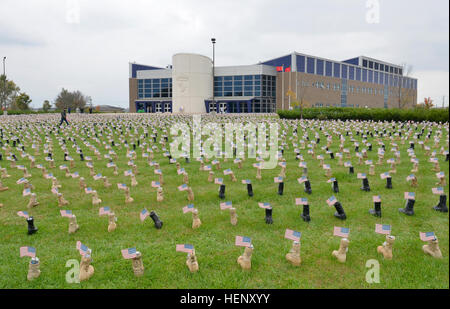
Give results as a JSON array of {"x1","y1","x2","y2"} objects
[{"x1": 1, "y1": 0, "x2": 448, "y2": 108}]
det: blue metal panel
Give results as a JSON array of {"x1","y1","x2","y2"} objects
[
  {"x1": 368, "y1": 70, "x2": 373, "y2": 83},
  {"x1": 356, "y1": 68, "x2": 361, "y2": 81},
  {"x1": 342, "y1": 64, "x2": 348, "y2": 79},
  {"x1": 261, "y1": 55, "x2": 292, "y2": 71},
  {"x1": 325, "y1": 61, "x2": 333, "y2": 77},
  {"x1": 342, "y1": 57, "x2": 359, "y2": 65},
  {"x1": 341, "y1": 79, "x2": 347, "y2": 107},
  {"x1": 333, "y1": 63, "x2": 341, "y2": 78},
  {"x1": 316, "y1": 59, "x2": 324, "y2": 75},
  {"x1": 349, "y1": 67, "x2": 355, "y2": 80},
  {"x1": 362, "y1": 69, "x2": 367, "y2": 82},
  {"x1": 307, "y1": 57, "x2": 315, "y2": 74},
  {"x1": 297, "y1": 55, "x2": 305, "y2": 72},
  {"x1": 131, "y1": 64, "x2": 161, "y2": 78}
]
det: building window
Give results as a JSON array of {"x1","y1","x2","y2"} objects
[
  {"x1": 316, "y1": 59, "x2": 324, "y2": 75},
  {"x1": 325, "y1": 61, "x2": 332, "y2": 77},
  {"x1": 356, "y1": 68, "x2": 361, "y2": 81},
  {"x1": 369, "y1": 61, "x2": 373, "y2": 69},
  {"x1": 297, "y1": 55, "x2": 305, "y2": 73},
  {"x1": 342, "y1": 64, "x2": 348, "y2": 79},
  {"x1": 363, "y1": 59, "x2": 368, "y2": 67},
  {"x1": 307, "y1": 57, "x2": 315, "y2": 74},
  {"x1": 375, "y1": 63, "x2": 379, "y2": 70},
  {"x1": 333, "y1": 63, "x2": 341, "y2": 78},
  {"x1": 368, "y1": 70, "x2": 373, "y2": 83},
  {"x1": 349, "y1": 67, "x2": 355, "y2": 80},
  {"x1": 362, "y1": 69, "x2": 367, "y2": 82}
]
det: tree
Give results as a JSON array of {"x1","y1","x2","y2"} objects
[
  {"x1": 42, "y1": 100, "x2": 52, "y2": 112},
  {"x1": 54, "y1": 88, "x2": 89, "y2": 110},
  {"x1": 0, "y1": 74, "x2": 20, "y2": 109},
  {"x1": 11, "y1": 92, "x2": 32, "y2": 110},
  {"x1": 288, "y1": 76, "x2": 311, "y2": 119},
  {"x1": 397, "y1": 64, "x2": 416, "y2": 109}
]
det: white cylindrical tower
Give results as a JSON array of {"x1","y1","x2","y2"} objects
[{"x1": 172, "y1": 53, "x2": 213, "y2": 114}]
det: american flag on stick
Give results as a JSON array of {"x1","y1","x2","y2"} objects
[
  {"x1": 93, "y1": 174, "x2": 103, "y2": 180},
  {"x1": 274, "y1": 176, "x2": 283, "y2": 183},
  {"x1": 182, "y1": 204, "x2": 195, "y2": 213},
  {"x1": 295, "y1": 197, "x2": 308, "y2": 205},
  {"x1": 326, "y1": 196, "x2": 337, "y2": 206},
  {"x1": 297, "y1": 176, "x2": 308, "y2": 184},
  {"x1": 124, "y1": 170, "x2": 133, "y2": 177},
  {"x1": 285, "y1": 229, "x2": 301, "y2": 242},
  {"x1": 258, "y1": 202, "x2": 271, "y2": 209},
  {"x1": 406, "y1": 174, "x2": 415, "y2": 181},
  {"x1": 419, "y1": 232, "x2": 436, "y2": 242},
  {"x1": 178, "y1": 184, "x2": 189, "y2": 191},
  {"x1": 99, "y1": 206, "x2": 111, "y2": 216},
  {"x1": 380, "y1": 172, "x2": 390, "y2": 179},
  {"x1": 76, "y1": 241, "x2": 91, "y2": 256},
  {"x1": 85, "y1": 187, "x2": 94, "y2": 194},
  {"x1": 60, "y1": 210, "x2": 73, "y2": 218},
  {"x1": 17, "y1": 211, "x2": 29, "y2": 219},
  {"x1": 176, "y1": 244, "x2": 194, "y2": 254},
  {"x1": 241, "y1": 179, "x2": 251, "y2": 184},
  {"x1": 375, "y1": 224, "x2": 391, "y2": 235},
  {"x1": 117, "y1": 183, "x2": 127, "y2": 190},
  {"x1": 140, "y1": 209, "x2": 150, "y2": 222},
  {"x1": 23, "y1": 188, "x2": 31, "y2": 196},
  {"x1": 220, "y1": 201, "x2": 233, "y2": 210},
  {"x1": 20, "y1": 246, "x2": 36, "y2": 258},
  {"x1": 432, "y1": 187, "x2": 444, "y2": 195},
  {"x1": 16, "y1": 178, "x2": 27, "y2": 185},
  {"x1": 214, "y1": 178, "x2": 224, "y2": 185},
  {"x1": 235, "y1": 236, "x2": 252, "y2": 247},
  {"x1": 154, "y1": 169, "x2": 162, "y2": 175},
  {"x1": 357, "y1": 173, "x2": 367, "y2": 179},
  {"x1": 223, "y1": 169, "x2": 233, "y2": 175},
  {"x1": 151, "y1": 181, "x2": 161, "y2": 188},
  {"x1": 404, "y1": 192, "x2": 415, "y2": 200},
  {"x1": 121, "y1": 247, "x2": 138, "y2": 259},
  {"x1": 436, "y1": 172, "x2": 445, "y2": 179},
  {"x1": 203, "y1": 165, "x2": 212, "y2": 171},
  {"x1": 333, "y1": 226, "x2": 350, "y2": 238},
  {"x1": 373, "y1": 195, "x2": 381, "y2": 203}
]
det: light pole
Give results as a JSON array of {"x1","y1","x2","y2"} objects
[
  {"x1": 2, "y1": 57, "x2": 6, "y2": 110},
  {"x1": 211, "y1": 38, "x2": 216, "y2": 112}
]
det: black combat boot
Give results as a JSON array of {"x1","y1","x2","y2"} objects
[
  {"x1": 301, "y1": 204, "x2": 311, "y2": 222},
  {"x1": 361, "y1": 178, "x2": 371, "y2": 192},
  {"x1": 27, "y1": 217, "x2": 38, "y2": 235},
  {"x1": 399, "y1": 199, "x2": 415, "y2": 216},
  {"x1": 433, "y1": 195, "x2": 448, "y2": 213},
  {"x1": 278, "y1": 182, "x2": 284, "y2": 195},
  {"x1": 386, "y1": 177, "x2": 393, "y2": 189},
  {"x1": 329, "y1": 152, "x2": 334, "y2": 159},
  {"x1": 265, "y1": 208, "x2": 273, "y2": 224},
  {"x1": 80, "y1": 153, "x2": 84, "y2": 161},
  {"x1": 247, "y1": 183, "x2": 254, "y2": 197},
  {"x1": 219, "y1": 184, "x2": 226, "y2": 199},
  {"x1": 333, "y1": 202, "x2": 347, "y2": 220},
  {"x1": 304, "y1": 180, "x2": 312, "y2": 195},
  {"x1": 185, "y1": 157, "x2": 190, "y2": 163},
  {"x1": 149, "y1": 211, "x2": 163, "y2": 229},
  {"x1": 349, "y1": 166, "x2": 354, "y2": 174},
  {"x1": 369, "y1": 202, "x2": 382, "y2": 217},
  {"x1": 332, "y1": 180, "x2": 339, "y2": 193},
  {"x1": 446, "y1": 153, "x2": 449, "y2": 162},
  {"x1": 64, "y1": 153, "x2": 68, "y2": 161}
]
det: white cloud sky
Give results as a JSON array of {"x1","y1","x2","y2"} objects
[{"x1": 0, "y1": 0, "x2": 448, "y2": 108}]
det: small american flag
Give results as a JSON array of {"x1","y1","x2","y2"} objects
[
  {"x1": 432, "y1": 187, "x2": 444, "y2": 195},
  {"x1": 323, "y1": 164, "x2": 331, "y2": 170},
  {"x1": 106, "y1": 162, "x2": 115, "y2": 168},
  {"x1": 436, "y1": 172, "x2": 445, "y2": 179},
  {"x1": 176, "y1": 244, "x2": 194, "y2": 254},
  {"x1": 333, "y1": 226, "x2": 350, "y2": 238},
  {"x1": 317, "y1": 155, "x2": 324, "y2": 160},
  {"x1": 380, "y1": 172, "x2": 390, "y2": 179},
  {"x1": 45, "y1": 157, "x2": 53, "y2": 162},
  {"x1": 387, "y1": 158, "x2": 395, "y2": 164},
  {"x1": 410, "y1": 158, "x2": 419, "y2": 164},
  {"x1": 170, "y1": 158, "x2": 177, "y2": 164},
  {"x1": 17, "y1": 211, "x2": 29, "y2": 218},
  {"x1": 93, "y1": 173, "x2": 103, "y2": 180},
  {"x1": 241, "y1": 179, "x2": 251, "y2": 184},
  {"x1": 60, "y1": 210, "x2": 73, "y2": 218},
  {"x1": 203, "y1": 165, "x2": 212, "y2": 171},
  {"x1": 182, "y1": 204, "x2": 195, "y2": 213},
  {"x1": 365, "y1": 160, "x2": 373, "y2": 165},
  {"x1": 235, "y1": 236, "x2": 252, "y2": 247},
  {"x1": 223, "y1": 169, "x2": 233, "y2": 175},
  {"x1": 404, "y1": 192, "x2": 415, "y2": 200},
  {"x1": 178, "y1": 184, "x2": 188, "y2": 191},
  {"x1": 20, "y1": 246, "x2": 36, "y2": 258},
  {"x1": 214, "y1": 178, "x2": 224, "y2": 185},
  {"x1": 344, "y1": 162, "x2": 352, "y2": 167},
  {"x1": 234, "y1": 158, "x2": 242, "y2": 164},
  {"x1": 16, "y1": 177, "x2": 27, "y2": 185},
  {"x1": 327, "y1": 178, "x2": 336, "y2": 183},
  {"x1": 295, "y1": 197, "x2": 308, "y2": 205},
  {"x1": 140, "y1": 209, "x2": 150, "y2": 222},
  {"x1": 151, "y1": 181, "x2": 161, "y2": 188},
  {"x1": 373, "y1": 195, "x2": 381, "y2": 203},
  {"x1": 76, "y1": 241, "x2": 91, "y2": 256},
  {"x1": 326, "y1": 196, "x2": 337, "y2": 206},
  {"x1": 86, "y1": 162, "x2": 93, "y2": 168},
  {"x1": 285, "y1": 229, "x2": 301, "y2": 242},
  {"x1": 406, "y1": 174, "x2": 415, "y2": 181},
  {"x1": 429, "y1": 158, "x2": 438, "y2": 163},
  {"x1": 117, "y1": 183, "x2": 127, "y2": 190},
  {"x1": 124, "y1": 170, "x2": 133, "y2": 177},
  {"x1": 212, "y1": 160, "x2": 219, "y2": 165},
  {"x1": 220, "y1": 201, "x2": 233, "y2": 210},
  {"x1": 279, "y1": 162, "x2": 287, "y2": 167},
  {"x1": 59, "y1": 165, "x2": 68, "y2": 170},
  {"x1": 299, "y1": 162, "x2": 307, "y2": 168},
  {"x1": 357, "y1": 173, "x2": 367, "y2": 179},
  {"x1": 23, "y1": 188, "x2": 31, "y2": 196},
  {"x1": 85, "y1": 187, "x2": 94, "y2": 194},
  {"x1": 154, "y1": 169, "x2": 162, "y2": 175},
  {"x1": 297, "y1": 176, "x2": 308, "y2": 184},
  {"x1": 177, "y1": 168, "x2": 185, "y2": 175},
  {"x1": 253, "y1": 163, "x2": 261, "y2": 169},
  {"x1": 51, "y1": 187, "x2": 59, "y2": 195},
  {"x1": 99, "y1": 206, "x2": 111, "y2": 216},
  {"x1": 274, "y1": 176, "x2": 283, "y2": 183},
  {"x1": 375, "y1": 224, "x2": 391, "y2": 235},
  {"x1": 121, "y1": 247, "x2": 138, "y2": 259},
  {"x1": 419, "y1": 232, "x2": 436, "y2": 242},
  {"x1": 127, "y1": 160, "x2": 134, "y2": 166},
  {"x1": 71, "y1": 172, "x2": 80, "y2": 178},
  {"x1": 258, "y1": 202, "x2": 271, "y2": 209}
]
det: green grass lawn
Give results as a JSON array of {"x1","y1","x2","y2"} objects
[{"x1": 0, "y1": 114, "x2": 448, "y2": 289}]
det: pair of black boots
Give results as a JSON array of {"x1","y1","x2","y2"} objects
[
  {"x1": 265, "y1": 208, "x2": 273, "y2": 224},
  {"x1": 370, "y1": 202, "x2": 382, "y2": 217},
  {"x1": 333, "y1": 202, "x2": 346, "y2": 220},
  {"x1": 27, "y1": 217, "x2": 38, "y2": 235},
  {"x1": 399, "y1": 199, "x2": 415, "y2": 216},
  {"x1": 149, "y1": 211, "x2": 163, "y2": 229}
]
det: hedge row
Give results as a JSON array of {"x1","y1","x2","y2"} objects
[{"x1": 277, "y1": 107, "x2": 449, "y2": 123}]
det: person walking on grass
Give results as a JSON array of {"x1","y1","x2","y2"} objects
[{"x1": 59, "y1": 109, "x2": 69, "y2": 126}]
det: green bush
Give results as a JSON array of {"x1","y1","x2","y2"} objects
[{"x1": 278, "y1": 107, "x2": 449, "y2": 123}]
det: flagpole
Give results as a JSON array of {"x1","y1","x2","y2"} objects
[
  {"x1": 282, "y1": 65, "x2": 284, "y2": 110},
  {"x1": 288, "y1": 70, "x2": 291, "y2": 110}
]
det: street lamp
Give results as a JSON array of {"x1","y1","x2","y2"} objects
[
  {"x1": 2, "y1": 57, "x2": 6, "y2": 111},
  {"x1": 211, "y1": 38, "x2": 216, "y2": 112}
]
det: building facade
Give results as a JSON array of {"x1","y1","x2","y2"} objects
[{"x1": 129, "y1": 52, "x2": 417, "y2": 113}]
